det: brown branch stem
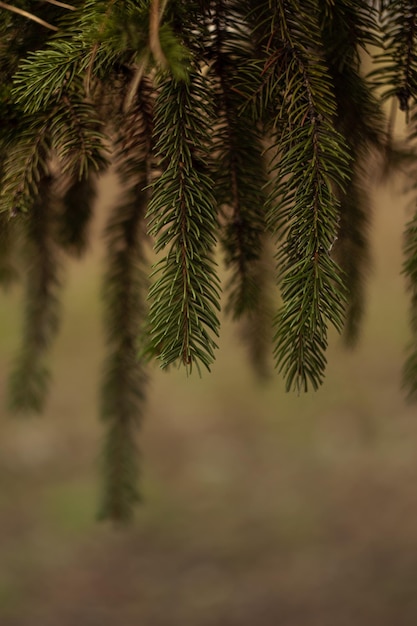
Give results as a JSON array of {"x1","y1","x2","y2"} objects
[{"x1": 0, "y1": 1, "x2": 58, "y2": 30}]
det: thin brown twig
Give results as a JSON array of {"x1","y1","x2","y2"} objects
[
  {"x1": 84, "y1": 0, "x2": 117, "y2": 97},
  {"x1": 149, "y1": 0, "x2": 167, "y2": 68},
  {"x1": 123, "y1": 53, "x2": 150, "y2": 112},
  {"x1": 0, "y1": 0, "x2": 58, "y2": 30},
  {"x1": 37, "y1": 0, "x2": 76, "y2": 11}
]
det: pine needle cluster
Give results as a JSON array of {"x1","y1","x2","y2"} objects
[{"x1": 1, "y1": 0, "x2": 417, "y2": 520}]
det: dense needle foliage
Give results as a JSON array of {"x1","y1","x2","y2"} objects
[{"x1": 1, "y1": 0, "x2": 417, "y2": 520}]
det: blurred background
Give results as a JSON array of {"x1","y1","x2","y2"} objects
[{"x1": 1, "y1": 170, "x2": 417, "y2": 625}]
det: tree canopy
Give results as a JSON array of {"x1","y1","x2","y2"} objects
[{"x1": 0, "y1": 0, "x2": 417, "y2": 520}]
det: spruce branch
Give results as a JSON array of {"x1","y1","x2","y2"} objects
[
  {"x1": 0, "y1": 212, "x2": 19, "y2": 288},
  {"x1": 375, "y1": 4, "x2": 417, "y2": 400},
  {"x1": 100, "y1": 193, "x2": 148, "y2": 521},
  {"x1": 333, "y1": 169, "x2": 372, "y2": 346},
  {"x1": 49, "y1": 84, "x2": 109, "y2": 179},
  {"x1": 321, "y1": 0, "x2": 387, "y2": 346},
  {"x1": 99, "y1": 86, "x2": 153, "y2": 522},
  {"x1": 236, "y1": 236, "x2": 275, "y2": 380},
  {"x1": 123, "y1": 53, "x2": 150, "y2": 112},
  {"x1": 147, "y1": 73, "x2": 220, "y2": 373},
  {"x1": 100, "y1": 213, "x2": 148, "y2": 522},
  {"x1": 211, "y1": 0, "x2": 268, "y2": 321},
  {"x1": 81, "y1": 0, "x2": 118, "y2": 96},
  {"x1": 56, "y1": 173, "x2": 98, "y2": 257},
  {"x1": 402, "y1": 102, "x2": 417, "y2": 400},
  {"x1": 403, "y1": 204, "x2": 417, "y2": 400},
  {"x1": 12, "y1": 41, "x2": 84, "y2": 115},
  {"x1": 372, "y1": 0, "x2": 417, "y2": 118},
  {"x1": 8, "y1": 175, "x2": 61, "y2": 414},
  {"x1": 0, "y1": 113, "x2": 52, "y2": 216},
  {"x1": 260, "y1": 0, "x2": 351, "y2": 391}
]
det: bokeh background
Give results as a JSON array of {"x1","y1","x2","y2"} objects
[{"x1": 1, "y1": 168, "x2": 417, "y2": 625}]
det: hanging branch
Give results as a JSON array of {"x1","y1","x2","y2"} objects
[
  {"x1": 211, "y1": 0, "x2": 268, "y2": 319},
  {"x1": 0, "y1": 113, "x2": 52, "y2": 216},
  {"x1": 56, "y1": 174, "x2": 98, "y2": 257},
  {"x1": 0, "y1": 212, "x2": 19, "y2": 289},
  {"x1": 236, "y1": 238, "x2": 275, "y2": 380},
  {"x1": 82, "y1": 0, "x2": 118, "y2": 97},
  {"x1": 99, "y1": 195, "x2": 148, "y2": 521},
  {"x1": 209, "y1": 0, "x2": 273, "y2": 374},
  {"x1": 49, "y1": 82, "x2": 108, "y2": 179},
  {"x1": 8, "y1": 175, "x2": 62, "y2": 413},
  {"x1": 403, "y1": 105, "x2": 417, "y2": 400},
  {"x1": 320, "y1": 0, "x2": 386, "y2": 346},
  {"x1": 147, "y1": 72, "x2": 220, "y2": 373},
  {"x1": 372, "y1": 0, "x2": 417, "y2": 120},
  {"x1": 253, "y1": 0, "x2": 351, "y2": 392},
  {"x1": 402, "y1": 202, "x2": 417, "y2": 399},
  {"x1": 99, "y1": 83, "x2": 153, "y2": 521},
  {"x1": 377, "y1": 3, "x2": 417, "y2": 398}
]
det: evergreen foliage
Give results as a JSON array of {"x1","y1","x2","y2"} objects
[
  {"x1": 146, "y1": 72, "x2": 221, "y2": 372},
  {"x1": 1, "y1": 0, "x2": 417, "y2": 519}
]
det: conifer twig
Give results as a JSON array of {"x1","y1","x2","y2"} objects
[
  {"x1": 0, "y1": 1, "x2": 58, "y2": 30},
  {"x1": 149, "y1": 0, "x2": 167, "y2": 68},
  {"x1": 123, "y1": 53, "x2": 150, "y2": 113},
  {"x1": 84, "y1": 0, "x2": 117, "y2": 97},
  {"x1": 38, "y1": 0, "x2": 76, "y2": 10}
]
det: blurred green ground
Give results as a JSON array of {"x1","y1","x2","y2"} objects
[{"x1": 1, "y1": 176, "x2": 417, "y2": 625}]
